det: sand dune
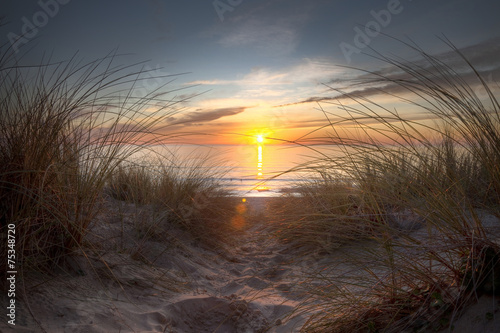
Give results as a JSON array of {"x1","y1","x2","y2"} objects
[
  {"x1": 1, "y1": 197, "x2": 320, "y2": 332},
  {"x1": 2, "y1": 197, "x2": 499, "y2": 333}
]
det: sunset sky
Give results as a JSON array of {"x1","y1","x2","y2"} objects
[{"x1": 2, "y1": 0, "x2": 500, "y2": 145}]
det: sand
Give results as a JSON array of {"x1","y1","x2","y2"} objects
[
  {"x1": 0, "y1": 197, "x2": 319, "y2": 332},
  {"x1": 1, "y1": 197, "x2": 499, "y2": 332}
]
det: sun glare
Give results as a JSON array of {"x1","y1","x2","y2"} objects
[{"x1": 256, "y1": 135, "x2": 264, "y2": 143}]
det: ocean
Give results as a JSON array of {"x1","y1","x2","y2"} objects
[{"x1": 134, "y1": 144, "x2": 338, "y2": 197}]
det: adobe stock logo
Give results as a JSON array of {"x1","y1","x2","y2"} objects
[
  {"x1": 340, "y1": 0, "x2": 411, "y2": 64},
  {"x1": 7, "y1": 0, "x2": 71, "y2": 53},
  {"x1": 475, "y1": 73, "x2": 497, "y2": 100},
  {"x1": 131, "y1": 64, "x2": 171, "y2": 100},
  {"x1": 213, "y1": 0, "x2": 244, "y2": 22}
]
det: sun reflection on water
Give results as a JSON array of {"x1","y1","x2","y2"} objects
[
  {"x1": 255, "y1": 142, "x2": 270, "y2": 192},
  {"x1": 257, "y1": 144, "x2": 263, "y2": 179}
]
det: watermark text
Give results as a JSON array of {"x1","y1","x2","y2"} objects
[
  {"x1": 7, "y1": 0, "x2": 71, "y2": 53},
  {"x1": 6, "y1": 223, "x2": 17, "y2": 326}
]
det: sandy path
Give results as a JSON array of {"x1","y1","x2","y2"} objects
[
  {"x1": 161, "y1": 197, "x2": 312, "y2": 332},
  {"x1": 0, "y1": 197, "x2": 314, "y2": 333}
]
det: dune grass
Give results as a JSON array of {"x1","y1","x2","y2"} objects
[
  {"x1": 267, "y1": 178, "x2": 381, "y2": 253},
  {"x1": 269, "y1": 39, "x2": 500, "y2": 331},
  {"x1": 105, "y1": 155, "x2": 240, "y2": 247},
  {"x1": 0, "y1": 39, "x2": 237, "y2": 292}
]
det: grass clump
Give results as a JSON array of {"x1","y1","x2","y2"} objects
[
  {"x1": 106, "y1": 156, "x2": 240, "y2": 247},
  {"x1": 0, "y1": 45, "x2": 187, "y2": 284},
  {"x1": 275, "y1": 38, "x2": 500, "y2": 332},
  {"x1": 268, "y1": 178, "x2": 386, "y2": 253}
]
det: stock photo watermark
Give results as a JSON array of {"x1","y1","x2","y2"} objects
[
  {"x1": 131, "y1": 64, "x2": 171, "y2": 100},
  {"x1": 7, "y1": 0, "x2": 71, "y2": 53},
  {"x1": 339, "y1": 0, "x2": 411, "y2": 64},
  {"x1": 475, "y1": 73, "x2": 497, "y2": 99},
  {"x1": 5, "y1": 223, "x2": 17, "y2": 326},
  {"x1": 213, "y1": 0, "x2": 244, "y2": 22},
  {"x1": 178, "y1": 191, "x2": 211, "y2": 220}
]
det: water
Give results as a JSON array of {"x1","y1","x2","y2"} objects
[{"x1": 134, "y1": 144, "x2": 338, "y2": 197}]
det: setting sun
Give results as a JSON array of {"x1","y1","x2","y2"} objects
[{"x1": 256, "y1": 135, "x2": 264, "y2": 143}]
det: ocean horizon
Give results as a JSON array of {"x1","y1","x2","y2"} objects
[{"x1": 129, "y1": 143, "x2": 340, "y2": 197}]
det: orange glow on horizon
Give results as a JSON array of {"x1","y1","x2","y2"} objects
[{"x1": 151, "y1": 121, "x2": 415, "y2": 146}]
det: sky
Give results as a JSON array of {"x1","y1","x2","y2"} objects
[{"x1": 1, "y1": 0, "x2": 500, "y2": 145}]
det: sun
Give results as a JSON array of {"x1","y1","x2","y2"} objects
[{"x1": 256, "y1": 135, "x2": 264, "y2": 143}]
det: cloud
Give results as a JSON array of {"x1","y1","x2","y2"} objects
[
  {"x1": 186, "y1": 58, "x2": 343, "y2": 103},
  {"x1": 167, "y1": 106, "x2": 247, "y2": 126},
  {"x1": 435, "y1": 36, "x2": 500, "y2": 70},
  {"x1": 209, "y1": 0, "x2": 317, "y2": 56},
  {"x1": 282, "y1": 37, "x2": 500, "y2": 106},
  {"x1": 218, "y1": 18, "x2": 300, "y2": 56},
  {"x1": 186, "y1": 68, "x2": 289, "y2": 86}
]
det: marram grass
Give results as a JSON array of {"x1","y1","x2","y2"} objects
[
  {"x1": 0, "y1": 44, "x2": 200, "y2": 285},
  {"x1": 272, "y1": 39, "x2": 500, "y2": 332},
  {"x1": 105, "y1": 154, "x2": 240, "y2": 246}
]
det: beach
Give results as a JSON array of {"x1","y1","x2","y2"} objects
[
  {"x1": 2, "y1": 195, "x2": 499, "y2": 333},
  {"x1": 0, "y1": 196, "x2": 315, "y2": 332},
  {"x1": 2, "y1": 2, "x2": 500, "y2": 332}
]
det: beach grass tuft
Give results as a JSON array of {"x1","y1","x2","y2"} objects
[
  {"x1": 271, "y1": 38, "x2": 500, "y2": 331},
  {"x1": 0, "y1": 41, "x2": 235, "y2": 290},
  {"x1": 106, "y1": 156, "x2": 240, "y2": 246}
]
